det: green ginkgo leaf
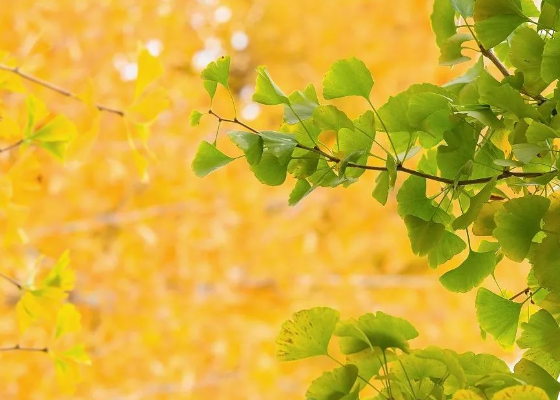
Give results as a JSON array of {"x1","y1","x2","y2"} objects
[
  {"x1": 305, "y1": 365, "x2": 359, "y2": 400},
  {"x1": 514, "y1": 358, "x2": 560, "y2": 400},
  {"x1": 276, "y1": 307, "x2": 340, "y2": 361},
  {"x1": 440, "y1": 250, "x2": 496, "y2": 293},
  {"x1": 476, "y1": 288, "x2": 522, "y2": 347},
  {"x1": 228, "y1": 131, "x2": 263, "y2": 165},
  {"x1": 192, "y1": 141, "x2": 234, "y2": 177},
  {"x1": 322, "y1": 57, "x2": 374, "y2": 100},
  {"x1": 453, "y1": 177, "x2": 497, "y2": 230},
  {"x1": 493, "y1": 196, "x2": 550, "y2": 262},
  {"x1": 428, "y1": 231, "x2": 466, "y2": 268},
  {"x1": 252, "y1": 66, "x2": 290, "y2": 105},
  {"x1": 200, "y1": 55, "x2": 230, "y2": 88},
  {"x1": 404, "y1": 215, "x2": 446, "y2": 256},
  {"x1": 492, "y1": 385, "x2": 549, "y2": 400},
  {"x1": 474, "y1": 0, "x2": 529, "y2": 49},
  {"x1": 335, "y1": 312, "x2": 418, "y2": 354}
]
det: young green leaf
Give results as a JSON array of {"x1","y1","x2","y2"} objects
[
  {"x1": 439, "y1": 33, "x2": 473, "y2": 66},
  {"x1": 431, "y1": 0, "x2": 457, "y2": 48},
  {"x1": 289, "y1": 179, "x2": 313, "y2": 206},
  {"x1": 451, "y1": 0, "x2": 474, "y2": 17},
  {"x1": 284, "y1": 84, "x2": 319, "y2": 124},
  {"x1": 532, "y1": 235, "x2": 560, "y2": 294},
  {"x1": 428, "y1": 231, "x2": 466, "y2": 268},
  {"x1": 476, "y1": 288, "x2": 522, "y2": 347},
  {"x1": 189, "y1": 110, "x2": 204, "y2": 127},
  {"x1": 276, "y1": 307, "x2": 340, "y2": 361},
  {"x1": 372, "y1": 171, "x2": 390, "y2": 206},
  {"x1": 493, "y1": 196, "x2": 550, "y2": 262},
  {"x1": 250, "y1": 152, "x2": 290, "y2": 186},
  {"x1": 518, "y1": 310, "x2": 560, "y2": 360},
  {"x1": 492, "y1": 385, "x2": 549, "y2": 400},
  {"x1": 514, "y1": 358, "x2": 560, "y2": 400},
  {"x1": 542, "y1": 35, "x2": 560, "y2": 83},
  {"x1": 200, "y1": 55, "x2": 230, "y2": 89},
  {"x1": 227, "y1": 131, "x2": 263, "y2": 165},
  {"x1": 404, "y1": 215, "x2": 446, "y2": 256},
  {"x1": 474, "y1": 0, "x2": 529, "y2": 49},
  {"x1": 305, "y1": 365, "x2": 359, "y2": 400},
  {"x1": 509, "y1": 27, "x2": 547, "y2": 95},
  {"x1": 322, "y1": 57, "x2": 374, "y2": 100},
  {"x1": 335, "y1": 312, "x2": 418, "y2": 353},
  {"x1": 452, "y1": 177, "x2": 497, "y2": 230},
  {"x1": 252, "y1": 66, "x2": 289, "y2": 105},
  {"x1": 440, "y1": 250, "x2": 497, "y2": 293},
  {"x1": 191, "y1": 141, "x2": 234, "y2": 177}
]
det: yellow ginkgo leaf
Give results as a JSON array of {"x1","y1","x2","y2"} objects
[
  {"x1": 134, "y1": 48, "x2": 163, "y2": 100},
  {"x1": 16, "y1": 287, "x2": 67, "y2": 333},
  {"x1": 50, "y1": 344, "x2": 91, "y2": 393},
  {"x1": 0, "y1": 112, "x2": 21, "y2": 139},
  {"x1": 26, "y1": 115, "x2": 77, "y2": 160},
  {"x1": 66, "y1": 113, "x2": 100, "y2": 161},
  {"x1": 492, "y1": 385, "x2": 549, "y2": 400},
  {"x1": 55, "y1": 303, "x2": 82, "y2": 339},
  {"x1": 23, "y1": 95, "x2": 49, "y2": 138},
  {"x1": 452, "y1": 389, "x2": 483, "y2": 399},
  {"x1": 127, "y1": 86, "x2": 170, "y2": 124},
  {"x1": 42, "y1": 251, "x2": 75, "y2": 291}
]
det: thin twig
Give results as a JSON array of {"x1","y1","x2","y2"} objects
[
  {"x1": 0, "y1": 63, "x2": 125, "y2": 116},
  {"x1": 0, "y1": 139, "x2": 24, "y2": 154},
  {"x1": 209, "y1": 110, "x2": 553, "y2": 187},
  {"x1": 509, "y1": 287, "x2": 530, "y2": 301},
  {"x1": 0, "y1": 345, "x2": 48, "y2": 353},
  {"x1": 0, "y1": 272, "x2": 22, "y2": 290}
]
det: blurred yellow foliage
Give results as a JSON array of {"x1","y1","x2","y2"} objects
[{"x1": 0, "y1": 0, "x2": 526, "y2": 399}]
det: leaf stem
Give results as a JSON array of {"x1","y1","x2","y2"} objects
[{"x1": 0, "y1": 139, "x2": 24, "y2": 154}]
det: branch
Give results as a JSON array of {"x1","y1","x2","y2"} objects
[
  {"x1": 0, "y1": 272, "x2": 22, "y2": 290},
  {"x1": 0, "y1": 139, "x2": 24, "y2": 154},
  {"x1": 208, "y1": 110, "x2": 553, "y2": 187},
  {"x1": 509, "y1": 287, "x2": 530, "y2": 301},
  {"x1": 0, "y1": 63, "x2": 125, "y2": 116},
  {"x1": 0, "y1": 345, "x2": 48, "y2": 353}
]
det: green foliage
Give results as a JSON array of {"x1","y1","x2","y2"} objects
[{"x1": 194, "y1": 0, "x2": 560, "y2": 397}]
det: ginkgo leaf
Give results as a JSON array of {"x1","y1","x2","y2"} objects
[
  {"x1": 518, "y1": 309, "x2": 560, "y2": 358},
  {"x1": 439, "y1": 33, "x2": 473, "y2": 66},
  {"x1": 542, "y1": 35, "x2": 560, "y2": 83},
  {"x1": 532, "y1": 235, "x2": 560, "y2": 295},
  {"x1": 322, "y1": 57, "x2": 374, "y2": 100},
  {"x1": 284, "y1": 84, "x2": 319, "y2": 124},
  {"x1": 451, "y1": 0, "x2": 474, "y2": 17},
  {"x1": 335, "y1": 312, "x2": 418, "y2": 353},
  {"x1": 305, "y1": 365, "x2": 359, "y2": 400},
  {"x1": 452, "y1": 177, "x2": 497, "y2": 230},
  {"x1": 397, "y1": 175, "x2": 450, "y2": 223},
  {"x1": 440, "y1": 250, "x2": 496, "y2": 293},
  {"x1": 135, "y1": 48, "x2": 164, "y2": 99},
  {"x1": 260, "y1": 131, "x2": 297, "y2": 161},
  {"x1": 42, "y1": 251, "x2": 75, "y2": 291},
  {"x1": 26, "y1": 115, "x2": 77, "y2": 160},
  {"x1": 431, "y1": 0, "x2": 457, "y2": 48},
  {"x1": 200, "y1": 55, "x2": 230, "y2": 89},
  {"x1": 312, "y1": 105, "x2": 354, "y2": 133},
  {"x1": 228, "y1": 131, "x2": 263, "y2": 165},
  {"x1": 416, "y1": 346, "x2": 465, "y2": 388},
  {"x1": 189, "y1": 110, "x2": 204, "y2": 127},
  {"x1": 509, "y1": 27, "x2": 547, "y2": 94},
  {"x1": 276, "y1": 307, "x2": 340, "y2": 361},
  {"x1": 476, "y1": 288, "x2": 522, "y2": 347},
  {"x1": 250, "y1": 152, "x2": 290, "y2": 186},
  {"x1": 128, "y1": 87, "x2": 170, "y2": 123},
  {"x1": 474, "y1": 0, "x2": 529, "y2": 49},
  {"x1": 404, "y1": 215, "x2": 446, "y2": 256},
  {"x1": 55, "y1": 303, "x2": 82, "y2": 339},
  {"x1": 514, "y1": 358, "x2": 560, "y2": 400},
  {"x1": 289, "y1": 179, "x2": 313, "y2": 206},
  {"x1": 428, "y1": 231, "x2": 466, "y2": 268},
  {"x1": 493, "y1": 196, "x2": 550, "y2": 262},
  {"x1": 16, "y1": 288, "x2": 68, "y2": 334},
  {"x1": 492, "y1": 385, "x2": 549, "y2": 400},
  {"x1": 191, "y1": 141, "x2": 234, "y2": 178},
  {"x1": 452, "y1": 390, "x2": 483, "y2": 399},
  {"x1": 544, "y1": 192, "x2": 560, "y2": 235},
  {"x1": 372, "y1": 171, "x2": 390, "y2": 206},
  {"x1": 473, "y1": 201, "x2": 504, "y2": 236},
  {"x1": 51, "y1": 345, "x2": 91, "y2": 394},
  {"x1": 252, "y1": 66, "x2": 289, "y2": 105}
]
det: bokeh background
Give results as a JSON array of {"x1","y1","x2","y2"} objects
[{"x1": 0, "y1": 0, "x2": 528, "y2": 399}]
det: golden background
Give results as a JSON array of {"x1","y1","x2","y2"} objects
[{"x1": 0, "y1": 0, "x2": 525, "y2": 398}]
